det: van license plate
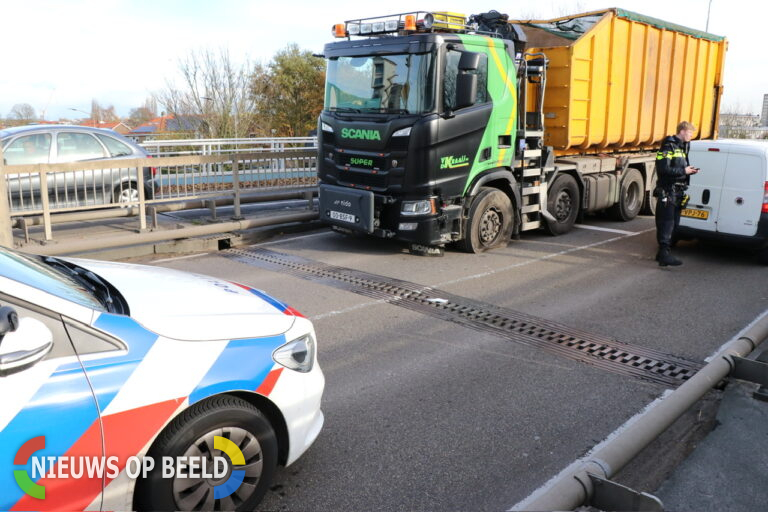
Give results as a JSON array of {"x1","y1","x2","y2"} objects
[
  {"x1": 330, "y1": 210, "x2": 356, "y2": 223},
  {"x1": 681, "y1": 208, "x2": 709, "y2": 220}
]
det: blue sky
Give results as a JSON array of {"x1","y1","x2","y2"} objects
[{"x1": 1, "y1": 0, "x2": 763, "y2": 121}]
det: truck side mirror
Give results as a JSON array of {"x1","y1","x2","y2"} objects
[
  {"x1": 458, "y1": 51, "x2": 481, "y2": 71},
  {"x1": 454, "y1": 51, "x2": 480, "y2": 110},
  {"x1": 455, "y1": 74, "x2": 478, "y2": 110}
]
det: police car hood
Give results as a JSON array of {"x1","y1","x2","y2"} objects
[{"x1": 67, "y1": 258, "x2": 295, "y2": 340}]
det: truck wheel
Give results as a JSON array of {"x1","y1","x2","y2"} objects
[
  {"x1": 610, "y1": 168, "x2": 644, "y2": 221},
  {"x1": 544, "y1": 174, "x2": 580, "y2": 235},
  {"x1": 133, "y1": 395, "x2": 277, "y2": 512},
  {"x1": 460, "y1": 187, "x2": 514, "y2": 253},
  {"x1": 641, "y1": 169, "x2": 657, "y2": 216}
]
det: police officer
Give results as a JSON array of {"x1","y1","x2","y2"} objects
[{"x1": 654, "y1": 121, "x2": 700, "y2": 266}]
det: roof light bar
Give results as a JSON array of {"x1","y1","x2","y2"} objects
[{"x1": 333, "y1": 11, "x2": 468, "y2": 38}]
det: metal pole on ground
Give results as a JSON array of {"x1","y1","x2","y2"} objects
[{"x1": 515, "y1": 312, "x2": 768, "y2": 511}]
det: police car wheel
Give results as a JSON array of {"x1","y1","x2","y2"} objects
[{"x1": 133, "y1": 395, "x2": 278, "y2": 512}]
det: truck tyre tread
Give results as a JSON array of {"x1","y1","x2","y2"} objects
[
  {"x1": 610, "y1": 168, "x2": 644, "y2": 221},
  {"x1": 460, "y1": 187, "x2": 514, "y2": 253},
  {"x1": 544, "y1": 174, "x2": 580, "y2": 235}
]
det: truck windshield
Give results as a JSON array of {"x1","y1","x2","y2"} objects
[{"x1": 325, "y1": 53, "x2": 434, "y2": 114}]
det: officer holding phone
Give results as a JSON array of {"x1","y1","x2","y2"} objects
[{"x1": 653, "y1": 121, "x2": 700, "y2": 267}]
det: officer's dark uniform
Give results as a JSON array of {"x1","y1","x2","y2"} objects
[{"x1": 654, "y1": 135, "x2": 690, "y2": 265}]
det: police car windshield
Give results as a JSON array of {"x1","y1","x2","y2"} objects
[
  {"x1": 325, "y1": 53, "x2": 435, "y2": 114},
  {"x1": 0, "y1": 247, "x2": 105, "y2": 311}
]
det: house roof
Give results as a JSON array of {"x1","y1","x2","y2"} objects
[
  {"x1": 78, "y1": 120, "x2": 131, "y2": 130},
  {"x1": 128, "y1": 115, "x2": 203, "y2": 135}
]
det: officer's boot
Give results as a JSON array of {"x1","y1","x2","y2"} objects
[{"x1": 657, "y1": 246, "x2": 682, "y2": 267}]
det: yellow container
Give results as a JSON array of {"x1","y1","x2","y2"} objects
[
  {"x1": 431, "y1": 12, "x2": 466, "y2": 31},
  {"x1": 510, "y1": 9, "x2": 728, "y2": 155}
]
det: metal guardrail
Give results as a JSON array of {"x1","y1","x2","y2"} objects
[
  {"x1": 139, "y1": 137, "x2": 317, "y2": 157},
  {"x1": 1, "y1": 147, "x2": 317, "y2": 245}
]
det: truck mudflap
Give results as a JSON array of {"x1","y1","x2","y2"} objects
[{"x1": 319, "y1": 184, "x2": 375, "y2": 233}]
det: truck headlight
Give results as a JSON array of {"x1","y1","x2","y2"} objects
[
  {"x1": 273, "y1": 334, "x2": 315, "y2": 373},
  {"x1": 321, "y1": 122, "x2": 334, "y2": 133},
  {"x1": 392, "y1": 126, "x2": 411, "y2": 137},
  {"x1": 401, "y1": 198, "x2": 437, "y2": 216}
]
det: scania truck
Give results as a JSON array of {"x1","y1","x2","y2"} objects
[{"x1": 317, "y1": 9, "x2": 727, "y2": 254}]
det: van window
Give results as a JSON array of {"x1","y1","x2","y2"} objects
[{"x1": 3, "y1": 133, "x2": 51, "y2": 165}]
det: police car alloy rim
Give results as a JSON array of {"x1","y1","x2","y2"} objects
[{"x1": 172, "y1": 426, "x2": 263, "y2": 511}]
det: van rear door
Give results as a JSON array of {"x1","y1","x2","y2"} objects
[
  {"x1": 686, "y1": 144, "x2": 728, "y2": 233},
  {"x1": 716, "y1": 149, "x2": 766, "y2": 237}
]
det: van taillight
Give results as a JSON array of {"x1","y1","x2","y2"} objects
[{"x1": 763, "y1": 182, "x2": 768, "y2": 214}]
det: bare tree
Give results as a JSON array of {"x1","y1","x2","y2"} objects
[
  {"x1": 155, "y1": 49, "x2": 256, "y2": 138},
  {"x1": 128, "y1": 97, "x2": 158, "y2": 127},
  {"x1": 8, "y1": 103, "x2": 37, "y2": 122},
  {"x1": 250, "y1": 44, "x2": 326, "y2": 137}
]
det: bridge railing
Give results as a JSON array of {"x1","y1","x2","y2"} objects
[{"x1": 1, "y1": 146, "x2": 317, "y2": 245}]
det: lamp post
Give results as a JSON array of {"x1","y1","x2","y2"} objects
[
  {"x1": 69, "y1": 108, "x2": 92, "y2": 126},
  {"x1": 706, "y1": 0, "x2": 713, "y2": 32}
]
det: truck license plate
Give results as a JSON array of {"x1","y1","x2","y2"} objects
[
  {"x1": 681, "y1": 208, "x2": 709, "y2": 220},
  {"x1": 330, "y1": 210, "x2": 356, "y2": 223}
]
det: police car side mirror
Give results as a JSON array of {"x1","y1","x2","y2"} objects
[
  {"x1": 0, "y1": 306, "x2": 19, "y2": 337},
  {"x1": 0, "y1": 316, "x2": 54, "y2": 377}
]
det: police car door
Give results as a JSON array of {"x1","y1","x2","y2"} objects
[{"x1": 0, "y1": 294, "x2": 103, "y2": 511}]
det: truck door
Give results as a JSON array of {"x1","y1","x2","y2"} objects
[
  {"x1": 716, "y1": 150, "x2": 765, "y2": 237},
  {"x1": 686, "y1": 145, "x2": 728, "y2": 233},
  {"x1": 434, "y1": 47, "x2": 493, "y2": 198}
]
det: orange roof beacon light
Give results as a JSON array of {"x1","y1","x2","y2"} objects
[
  {"x1": 333, "y1": 23, "x2": 347, "y2": 38},
  {"x1": 404, "y1": 14, "x2": 417, "y2": 31}
]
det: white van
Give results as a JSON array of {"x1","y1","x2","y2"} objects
[{"x1": 678, "y1": 139, "x2": 768, "y2": 263}]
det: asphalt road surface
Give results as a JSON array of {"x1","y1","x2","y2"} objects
[{"x1": 141, "y1": 214, "x2": 768, "y2": 511}]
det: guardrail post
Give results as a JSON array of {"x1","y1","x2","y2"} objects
[
  {"x1": 38, "y1": 170, "x2": 53, "y2": 241},
  {"x1": 232, "y1": 157, "x2": 243, "y2": 220},
  {"x1": 0, "y1": 147, "x2": 13, "y2": 247},
  {"x1": 137, "y1": 161, "x2": 147, "y2": 231}
]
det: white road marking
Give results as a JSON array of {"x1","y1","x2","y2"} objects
[
  {"x1": 153, "y1": 252, "x2": 209, "y2": 263},
  {"x1": 254, "y1": 230, "x2": 335, "y2": 247},
  {"x1": 152, "y1": 230, "x2": 334, "y2": 263},
  {"x1": 310, "y1": 228, "x2": 655, "y2": 320},
  {"x1": 575, "y1": 224, "x2": 637, "y2": 235},
  {"x1": 510, "y1": 306, "x2": 768, "y2": 511},
  {"x1": 438, "y1": 228, "x2": 655, "y2": 287}
]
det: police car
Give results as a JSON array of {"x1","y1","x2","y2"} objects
[{"x1": 0, "y1": 246, "x2": 324, "y2": 511}]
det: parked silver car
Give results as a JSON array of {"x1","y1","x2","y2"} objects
[{"x1": 1, "y1": 125, "x2": 154, "y2": 210}]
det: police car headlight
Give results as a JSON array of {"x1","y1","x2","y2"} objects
[{"x1": 273, "y1": 334, "x2": 315, "y2": 373}]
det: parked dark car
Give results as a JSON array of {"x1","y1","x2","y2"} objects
[{"x1": 1, "y1": 125, "x2": 154, "y2": 210}]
